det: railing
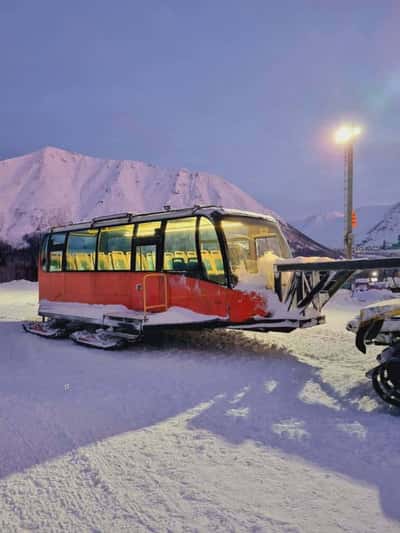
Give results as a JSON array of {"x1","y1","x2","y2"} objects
[
  {"x1": 143, "y1": 273, "x2": 168, "y2": 316},
  {"x1": 275, "y1": 257, "x2": 400, "y2": 314}
]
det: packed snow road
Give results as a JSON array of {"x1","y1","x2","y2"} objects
[{"x1": 1, "y1": 281, "x2": 400, "y2": 532}]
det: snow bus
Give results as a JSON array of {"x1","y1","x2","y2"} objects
[{"x1": 24, "y1": 206, "x2": 400, "y2": 405}]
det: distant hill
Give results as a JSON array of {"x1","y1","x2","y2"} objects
[
  {"x1": 0, "y1": 146, "x2": 335, "y2": 257},
  {"x1": 291, "y1": 205, "x2": 393, "y2": 249},
  {"x1": 359, "y1": 202, "x2": 400, "y2": 249}
]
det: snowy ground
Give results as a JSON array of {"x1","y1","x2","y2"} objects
[{"x1": 1, "y1": 282, "x2": 400, "y2": 532}]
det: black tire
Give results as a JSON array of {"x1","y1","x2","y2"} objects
[{"x1": 371, "y1": 363, "x2": 400, "y2": 407}]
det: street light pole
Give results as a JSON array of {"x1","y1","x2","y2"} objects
[
  {"x1": 345, "y1": 142, "x2": 354, "y2": 259},
  {"x1": 334, "y1": 124, "x2": 361, "y2": 259}
]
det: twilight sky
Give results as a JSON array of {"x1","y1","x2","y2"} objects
[{"x1": 1, "y1": 0, "x2": 399, "y2": 218}]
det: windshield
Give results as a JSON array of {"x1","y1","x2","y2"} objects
[{"x1": 221, "y1": 216, "x2": 291, "y2": 289}]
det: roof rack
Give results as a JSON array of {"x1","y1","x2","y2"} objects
[
  {"x1": 92, "y1": 212, "x2": 133, "y2": 223},
  {"x1": 192, "y1": 204, "x2": 222, "y2": 212},
  {"x1": 51, "y1": 221, "x2": 91, "y2": 233},
  {"x1": 49, "y1": 205, "x2": 269, "y2": 233}
]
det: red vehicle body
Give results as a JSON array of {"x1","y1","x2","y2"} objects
[
  {"x1": 39, "y1": 270, "x2": 269, "y2": 324},
  {"x1": 36, "y1": 206, "x2": 296, "y2": 335}
]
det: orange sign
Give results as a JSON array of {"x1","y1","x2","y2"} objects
[{"x1": 352, "y1": 210, "x2": 358, "y2": 228}]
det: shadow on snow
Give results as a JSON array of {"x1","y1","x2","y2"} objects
[{"x1": 0, "y1": 322, "x2": 399, "y2": 521}]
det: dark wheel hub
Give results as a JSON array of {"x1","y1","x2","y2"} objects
[{"x1": 372, "y1": 360, "x2": 400, "y2": 407}]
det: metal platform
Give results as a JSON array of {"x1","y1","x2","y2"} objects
[
  {"x1": 276, "y1": 257, "x2": 400, "y2": 273},
  {"x1": 274, "y1": 257, "x2": 400, "y2": 315},
  {"x1": 227, "y1": 315, "x2": 325, "y2": 333}
]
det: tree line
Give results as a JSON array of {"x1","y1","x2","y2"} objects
[{"x1": 0, "y1": 235, "x2": 41, "y2": 282}]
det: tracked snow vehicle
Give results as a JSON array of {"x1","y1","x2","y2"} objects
[
  {"x1": 347, "y1": 299, "x2": 400, "y2": 406},
  {"x1": 24, "y1": 206, "x2": 400, "y2": 363}
]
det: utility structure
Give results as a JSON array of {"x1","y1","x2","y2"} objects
[{"x1": 334, "y1": 124, "x2": 362, "y2": 259}]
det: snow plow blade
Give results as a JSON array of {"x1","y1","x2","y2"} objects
[{"x1": 355, "y1": 319, "x2": 385, "y2": 354}]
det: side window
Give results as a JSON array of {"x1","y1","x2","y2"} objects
[
  {"x1": 163, "y1": 217, "x2": 199, "y2": 275},
  {"x1": 199, "y1": 217, "x2": 226, "y2": 285},
  {"x1": 135, "y1": 244, "x2": 157, "y2": 272},
  {"x1": 98, "y1": 224, "x2": 134, "y2": 271},
  {"x1": 136, "y1": 221, "x2": 161, "y2": 238},
  {"x1": 66, "y1": 229, "x2": 98, "y2": 271},
  {"x1": 48, "y1": 232, "x2": 66, "y2": 272},
  {"x1": 40, "y1": 234, "x2": 50, "y2": 271},
  {"x1": 134, "y1": 221, "x2": 161, "y2": 272}
]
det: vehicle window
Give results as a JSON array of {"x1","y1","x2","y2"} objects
[
  {"x1": 221, "y1": 216, "x2": 291, "y2": 288},
  {"x1": 66, "y1": 229, "x2": 98, "y2": 271},
  {"x1": 135, "y1": 244, "x2": 157, "y2": 271},
  {"x1": 255, "y1": 235, "x2": 284, "y2": 257},
  {"x1": 98, "y1": 224, "x2": 134, "y2": 271},
  {"x1": 48, "y1": 232, "x2": 66, "y2": 272},
  {"x1": 40, "y1": 234, "x2": 50, "y2": 271},
  {"x1": 136, "y1": 221, "x2": 161, "y2": 238},
  {"x1": 198, "y1": 217, "x2": 226, "y2": 285},
  {"x1": 163, "y1": 217, "x2": 200, "y2": 276}
]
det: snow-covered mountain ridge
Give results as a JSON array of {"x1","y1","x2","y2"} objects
[
  {"x1": 291, "y1": 205, "x2": 395, "y2": 249},
  {"x1": 360, "y1": 202, "x2": 400, "y2": 249},
  {"x1": 0, "y1": 146, "x2": 333, "y2": 255}
]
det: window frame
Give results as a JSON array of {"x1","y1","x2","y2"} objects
[
  {"x1": 40, "y1": 233, "x2": 50, "y2": 272},
  {"x1": 157, "y1": 214, "x2": 228, "y2": 286},
  {"x1": 65, "y1": 228, "x2": 99, "y2": 272},
  {"x1": 197, "y1": 216, "x2": 229, "y2": 286},
  {"x1": 96, "y1": 223, "x2": 134, "y2": 272},
  {"x1": 133, "y1": 221, "x2": 162, "y2": 272},
  {"x1": 162, "y1": 216, "x2": 202, "y2": 278},
  {"x1": 45, "y1": 231, "x2": 67, "y2": 273},
  {"x1": 41, "y1": 214, "x2": 235, "y2": 288},
  {"x1": 218, "y1": 214, "x2": 291, "y2": 288}
]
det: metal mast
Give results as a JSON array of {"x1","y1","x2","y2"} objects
[
  {"x1": 334, "y1": 124, "x2": 361, "y2": 259},
  {"x1": 344, "y1": 142, "x2": 354, "y2": 259}
]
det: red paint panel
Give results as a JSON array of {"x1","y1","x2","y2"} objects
[{"x1": 38, "y1": 270, "x2": 270, "y2": 324}]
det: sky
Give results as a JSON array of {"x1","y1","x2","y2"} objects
[{"x1": 1, "y1": 0, "x2": 399, "y2": 219}]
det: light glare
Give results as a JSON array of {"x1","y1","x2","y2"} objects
[{"x1": 334, "y1": 124, "x2": 362, "y2": 144}]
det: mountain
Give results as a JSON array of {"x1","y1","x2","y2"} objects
[
  {"x1": 359, "y1": 202, "x2": 400, "y2": 249},
  {"x1": 291, "y1": 205, "x2": 392, "y2": 249},
  {"x1": 0, "y1": 146, "x2": 334, "y2": 256},
  {"x1": 291, "y1": 211, "x2": 345, "y2": 249}
]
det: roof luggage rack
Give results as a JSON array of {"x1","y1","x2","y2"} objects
[
  {"x1": 91, "y1": 212, "x2": 133, "y2": 227},
  {"x1": 92, "y1": 212, "x2": 133, "y2": 223},
  {"x1": 50, "y1": 205, "x2": 268, "y2": 233}
]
